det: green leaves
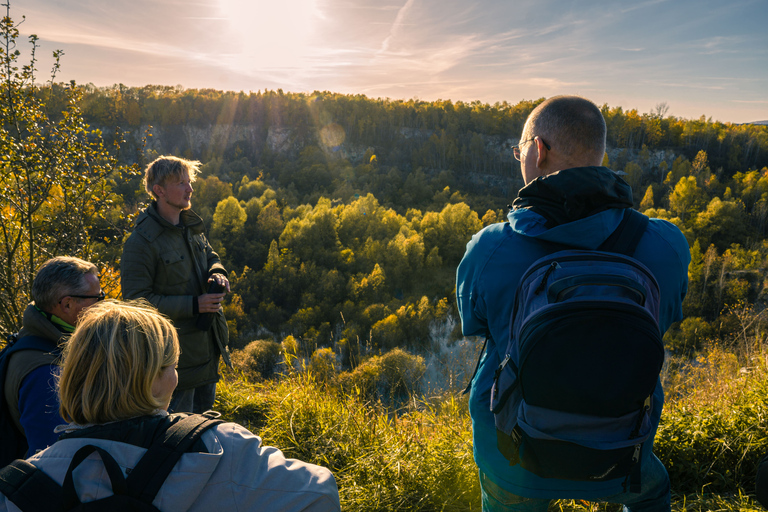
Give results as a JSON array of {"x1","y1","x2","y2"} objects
[{"x1": 0, "y1": 3, "x2": 138, "y2": 335}]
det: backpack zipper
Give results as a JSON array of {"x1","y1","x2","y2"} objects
[
  {"x1": 490, "y1": 355, "x2": 511, "y2": 410},
  {"x1": 630, "y1": 396, "x2": 652, "y2": 439},
  {"x1": 534, "y1": 262, "x2": 560, "y2": 295},
  {"x1": 520, "y1": 252, "x2": 658, "y2": 293}
]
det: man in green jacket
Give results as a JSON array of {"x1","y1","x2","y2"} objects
[{"x1": 121, "y1": 156, "x2": 231, "y2": 413}]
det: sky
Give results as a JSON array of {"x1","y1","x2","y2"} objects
[{"x1": 14, "y1": 0, "x2": 768, "y2": 124}]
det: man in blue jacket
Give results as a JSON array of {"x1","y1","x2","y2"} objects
[
  {"x1": 3, "y1": 256, "x2": 103, "y2": 457},
  {"x1": 456, "y1": 96, "x2": 690, "y2": 511}
]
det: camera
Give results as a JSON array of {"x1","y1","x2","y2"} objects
[{"x1": 195, "y1": 280, "x2": 225, "y2": 331}]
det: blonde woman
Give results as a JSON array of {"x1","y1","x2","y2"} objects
[{"x1": 0, "y1": 300, "x2": 340, "y2": 511}]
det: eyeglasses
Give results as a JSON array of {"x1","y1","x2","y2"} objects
[
  {"x1": 61, "y1": 290, "x2": 106, "y2": 303},
  {"x1": 512, "y1": 137, "x2": 551, "y2": 161}
]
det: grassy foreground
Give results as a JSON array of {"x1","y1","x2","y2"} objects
[
  {"x1": 214, "y1": 346, "x2": 768, "y2": 511},
  {"x1": 216, "y1": 369, "x2": 479, "y2": 510}
]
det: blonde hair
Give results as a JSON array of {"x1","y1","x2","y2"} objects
[
  {"x1": 144, "y1": 155, "x2": 200, "y2": 199},
  {"x1": 58, "y1": 299, "x2": 179, "y2": 425}
]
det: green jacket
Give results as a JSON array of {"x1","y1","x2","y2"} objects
[{"x1": 121, "y1": 203, "x2": 231, "y2": 390}]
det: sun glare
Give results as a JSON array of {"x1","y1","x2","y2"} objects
[{"x1": 217, "y1": 0, "x2": 319, "y2": 70}]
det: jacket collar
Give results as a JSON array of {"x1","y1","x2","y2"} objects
[
  {"x1": 18, "y1": 303, "x2": 71, "y2": 342},
  {"x1": 512, "y1": 166, "x2": 633, "y2": 229},
  {"x1": 137, "y1": 202, "x2": 205, "y2": 237}
]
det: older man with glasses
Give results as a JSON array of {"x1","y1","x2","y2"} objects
[{"x1": 1, "y1": 256, "x2": 103, "y2": 463}]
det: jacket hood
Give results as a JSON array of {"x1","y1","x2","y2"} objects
[{"x1": 508, "y1": 166, "x2": 632, "y2": 250}]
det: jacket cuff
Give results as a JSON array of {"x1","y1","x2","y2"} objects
[
  {"x1": 193, "y1": 296, "x2": 199, "y2": 316},
  {"x1": 208, "y1": 268, "x2": 227, "y2": 278}
]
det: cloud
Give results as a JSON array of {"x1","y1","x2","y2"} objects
[
  {"x1": 378, "y1": 0, "x2": 418, "y2": 54},
  {"x1": 643, "y1": 81, "x2": 726, "y2": 91},
  {"x1": 618, "y1": 0, "x2": 670, "y2": 14},
  {"x1": 731, "y1": 99, "x2": 768, "y2": 104}
]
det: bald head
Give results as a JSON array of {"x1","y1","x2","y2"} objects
[{"x1": 521, "y1": 95, "x2": 606, "y2": 169}]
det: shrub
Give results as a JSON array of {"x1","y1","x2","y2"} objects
[
  {"x1": 231, "y1": 339, "x2": 282, "y2": 380},
  {"x1": 337, "y1": 357, "x2": 380, "y2": 401},
  {"x1": 379, "y1": 348, "x2": 426, "y2": 397},
  {"x1": 664, "y1": 316, "x2": 715, "y2": 355},
  {"x1": 337, "y1": 348, "x2": 425, "y2": 402},
  {"x1": 309, "y1": 347, "x2": 337, "y2": 383}
]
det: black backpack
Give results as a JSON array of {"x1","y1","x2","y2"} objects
[
  {"x1": 490, "y1": 209, "x2": 663, "y2": 492},
  {"x1": 0, "y1": 334, "x2": 61, "y2": 467},
  {"x1": 0, "y1": 412, "x2": 223, "y2": 511}
]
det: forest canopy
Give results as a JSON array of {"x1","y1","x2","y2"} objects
[{"x1": 3, "y1": 10, "x2": 768, "y2": 372}]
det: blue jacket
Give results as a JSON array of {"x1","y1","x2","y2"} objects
[{"x1": 456, "y1": 166, "x2": 690, "y2": 499}]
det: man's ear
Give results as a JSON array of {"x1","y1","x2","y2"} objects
[
  {"x1": 535, "y1": 137, "x2": 549, "y2": 169},
  {"x1": 54, "y1": 295, "x2": 73, "y2": 317},
  {"x1": 153, "y1": 183, "x2": 165, "y2": 199}
]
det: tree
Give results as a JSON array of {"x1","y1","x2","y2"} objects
[
  {"x1": 0, "y1": 5, "x2": 137, "y2": 335},
  {"x1": 210, "y1": 196, "x2": 247, "y2": 266},
  {"x1": 639, "y1": 185, "x2": 655, "y2": 211},
  {"x1": 193, "y1": 175, "x2": 233, "y2": 224},
  {"x1": 692, "y1": 197, "x2": 749, "y2": 251},
  {"x1": 623, "y1": 161, "x2": 644, "y2": 194},
  {"x1": 668, "y1": 176, "x2": 706, "y2": 223}
]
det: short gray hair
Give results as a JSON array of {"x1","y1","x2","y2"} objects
[
  {"x1": 144, "y1": 156, "x2": 200, "y2": 199},
  {"x1": 33, "y1": 257, "x2": 99, "y2": 311},
  {"x1": 522, "y1": 95, "x2": 606, "y2": 166}
]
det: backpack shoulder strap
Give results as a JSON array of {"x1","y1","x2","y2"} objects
[
  {"x1": 598, "y1": 209, "x2": 649, "y2": 256},
  {"x1": 1, "y1": 335, "x2": 59, "y2": 397},
  {"x1": 126, "y1": 412, "x2": 224, "y2": 503},
  {"x1": 0, "y1": 459, "x2": 64, "y2": 512},
  {"x1": 2, "y1": 335, "x2": 59, "y2": 359},
  {"x1": 62, "y1": 444, "x2": 128, "y2": 510}
]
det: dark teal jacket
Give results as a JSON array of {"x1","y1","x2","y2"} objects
[{"x1": 456, "y1": 167, "x2": 690, "y2": 499}]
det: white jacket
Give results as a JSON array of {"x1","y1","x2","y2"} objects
[{"x1": 1, "y1": 421, "x2": 340, "y2": 511}]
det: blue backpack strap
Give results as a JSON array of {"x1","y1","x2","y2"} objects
[
  {"x1": 0, "y1": 459, "x2": 64, "y2": 512},
  {"x1": 2, "y1": 335, "x2": 59, "y2": 358},
  {"x1": 598, "y1": 209, "x2": 649, "y2": 256}
]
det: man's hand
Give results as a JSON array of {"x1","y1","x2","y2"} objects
[
  {"x1": 198, "y1": 290, "x2": 225, "y2": 313},
  {"x1": 210, "y1": 274, "x2": 230, "y2": 292},
  {"x1": 198, "y1": 276, "x2": 229, "y2": 313}
]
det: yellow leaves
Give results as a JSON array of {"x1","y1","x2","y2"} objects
[{"x1": 0, "y1": 4, "x2": 140, "y2": 334}]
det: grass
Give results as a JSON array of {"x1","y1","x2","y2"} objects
[
  {"x1": 214, "y1": 339, "x2": 768, "y2": 511},
  {"x1": 216, "y1": 367, "x2": 480, "y2": 511}
]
